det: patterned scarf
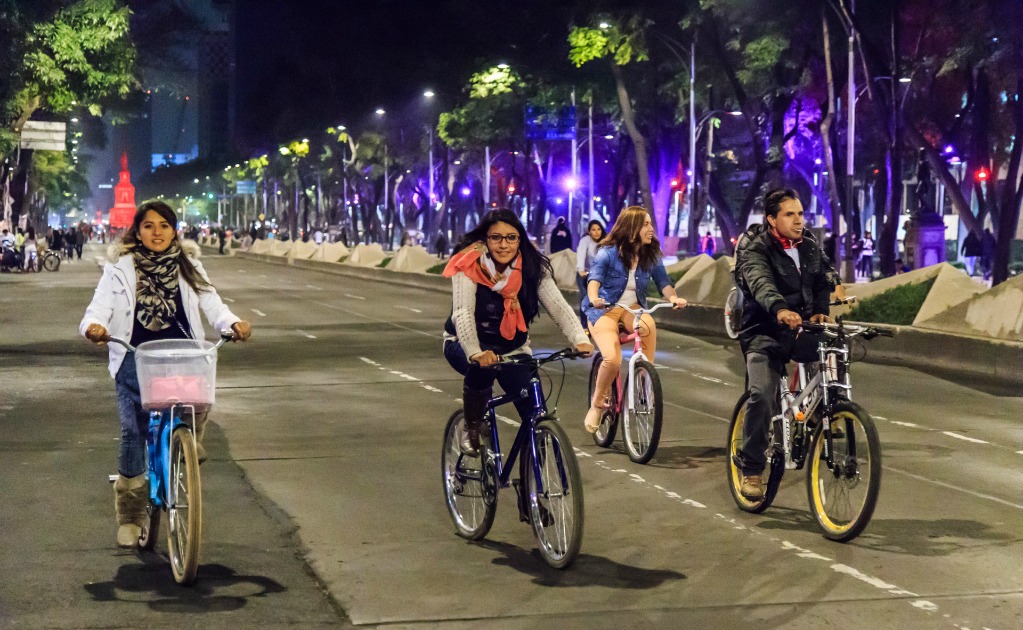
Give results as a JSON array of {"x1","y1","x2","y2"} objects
[
  {"x1": 443, "y1": 241, "x2": 527, "y2": 340},
  {"x1": 132, "y1": 242, "x2": 183, "y2": 332}
]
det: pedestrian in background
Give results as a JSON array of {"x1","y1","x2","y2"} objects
[
  {"x1": 961, "y1": 229, "x2": 982, "y2": 276},
  {"x1": 74, "y1": 225, "x2": 85, "y2": 259},
  {"x1": 700, "y1": 231, "x2": 716, "y2": 256},
  {"x1": 980, "y1": 228, "x2": 996, "y2": 280},
  {"x1": 550, "y1": 216, "x2": 572, "y2": 253},
  {"x1": 576, "y1": 220, "x2": 605, "y2": 329},
  {"x1": 81, "y1": 200, "x2": 251, "y2": 548}
]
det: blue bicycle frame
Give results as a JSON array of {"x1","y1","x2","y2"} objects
[{"x1": 146, "y1": 404, "x2": 198, "y2": 509}]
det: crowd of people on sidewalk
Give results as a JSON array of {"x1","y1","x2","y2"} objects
[{"x1": 1, "y1": 222, "x2": 90, "y2": 272}]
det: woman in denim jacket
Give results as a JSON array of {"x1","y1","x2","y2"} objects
[{"x1": 582, "y1": 206, "x2": 687, "y2": 432}]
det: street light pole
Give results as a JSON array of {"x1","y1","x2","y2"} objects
[
  {"x1": 687, "y1": 40, "x2": 696, "y2": 244},
  {"x1": 588, "y1": 97, "x2": 595, "y2": 220}
]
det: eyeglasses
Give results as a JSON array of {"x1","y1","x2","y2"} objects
[{"x1": 486, "y1": 233, "x2": 520, "y2": 244}]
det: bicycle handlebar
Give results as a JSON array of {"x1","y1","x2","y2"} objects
[
  {"x1": 105, "y1": 331, "x2": 237, "y2": 353},
  {"x1": 598, "y1": 301, "x2": 677, "y2": 315},
  {"x1": 800, "y1": 320, "x2": 893, "y2": 340},
  {"x1": 496, "y1": 348, "x2": 590, "y2": 367}
]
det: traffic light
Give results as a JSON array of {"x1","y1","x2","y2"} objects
[
  {"x1": 670, "y1": 178, "x2": 680, "y2": 189},
  {"x1": 975, "y1": 167, "x2": 990, "y2": 182}
]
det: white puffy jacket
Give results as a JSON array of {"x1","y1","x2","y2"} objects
[{"x1": 79, "y1": 240, "x2": 241, "y2": 378}]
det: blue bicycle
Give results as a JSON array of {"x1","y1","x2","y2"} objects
[
  {"x1": 441, "y1": 348, "x2": 586, "y2": 569},
  {"x1": 108, "y1": 333, "x2": 233, "y2": 585}
]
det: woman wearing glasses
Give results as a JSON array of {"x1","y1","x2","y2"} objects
[
  {"x1": 582, "y1": 206, "x2": 687, "y2": 433},
  {"x1": 443, "y1": 209, "x2": 594, "y2": 454}
]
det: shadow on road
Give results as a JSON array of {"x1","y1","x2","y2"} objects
[
  {"x1": 646, "y1": 444, "x2": 728, "y2": 470},
  {"x1": 477, "y1": 539, "x2": 686, "y2": 588},
  {"x1": 851, "y1": 518, "x2": 1021, "y2": 556},
  {"x1": 84, "y1": 554, "x2": 286, "y2": 612}
]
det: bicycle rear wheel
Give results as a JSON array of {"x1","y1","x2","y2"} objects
[
  {"x1": 42, "y1": 253, "x2": 60, "y2": 272},
  {"x1": 168, "y1": 427, "x2": 202, "y2": 585},
  {"x1": 806, "y1": 402, "x2": 881, "y2": 542},
  {"x1": 524, "y1": 418, "x2": 584, "y2": 569},
  {"x1": 726, "y1": 393, "x2": 784, "y2": 513},
  {"x1": 623, "y1": 360, "x2": 662, "y2": 464},
  {"x1": 587, "y1": 355, "x2": 618, "y2": 447},
  {"x1": 441, "y1": 410, "x2": 496, "y2": 540}
]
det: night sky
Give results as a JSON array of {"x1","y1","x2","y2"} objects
[{"x1": 234, "y1": 0, "x2": 589, "y2": 150}]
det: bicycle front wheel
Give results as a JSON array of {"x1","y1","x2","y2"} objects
[
  {"x1": 42, "y1": 253, "x2": 60, "y2": 272},
  {"x1": 623, "y1": 360, "x2": 662, "y2": 464},
  {"x1": 724, "y1": 288, "x2": 741, "y2": 339},
  {"x1": 588, "y1": 354, "x2": 619, "y2": 447},
  {"x1": 441, "y1": 410, "x2": 496, "y2": 540},
  {"x1": 806, "y1": 402, "x2": 882, "y2": 542},
  {"x1": 168, "y1": 427, "x2": 202, "y2": 585},
  {"x1": 726, "y1": 393, "x2": 784, "y2": 513},
  {"x1": 525, "y1": 418, "x2": 584, "y2": 569}
]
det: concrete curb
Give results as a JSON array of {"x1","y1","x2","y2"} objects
[{"x1": 209, "y1": 245, "x2": 1023, "y2": 387}]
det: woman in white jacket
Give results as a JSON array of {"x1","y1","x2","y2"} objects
[{"x1": 80, "y1": 200, "x2": 251, "y2": 548}]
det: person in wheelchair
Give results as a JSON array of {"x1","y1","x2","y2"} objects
[{"x1": 732, "y1": 188, "x2": 841, "y2": 501}]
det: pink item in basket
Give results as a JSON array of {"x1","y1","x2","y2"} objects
[{"x1": 147, "y1": 375, "x2": 211, "y2": 407}]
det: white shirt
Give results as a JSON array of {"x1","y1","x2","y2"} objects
[
  {"x1": 784, "y1": 248, "x2": 801, "y2": 272},
  {"x1": 576, "y1": 236, "x2": 599, "y2": 273},
  {"x1": 617, "y1": 268, "x2": 639, "y2": 307}
]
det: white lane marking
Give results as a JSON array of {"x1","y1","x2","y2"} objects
[
  {"x1": 222, "y1": 297, "x2": 235, "y2": 303},
  {"x1": 888, "y1": 420, "x2": 919, "y2": 428},
  {"x1": 251, "y1": 309, "x2": 266, "y2": 317},
  {"x1": 396, "y1": 305, "x2": 423, "y2": 313},
  {"x1": 344, "y1": 293, "x2": 366, "y2": 300},
  {"x1": 885, "y1": 465, "x2": 1023, "y2": 510},
  {"x1": 312, "y1": 300, "x2": 442, "y2": 340},
  {"x1": 360, "y1": 357, "x2": 381, "y2": 366},
  {"x1": 296, "y1": 329, "x2": 317, "y2": 339},
  {"x1": 942, "y1": 431, "x2": 989, "y2": 445},
  {"x1": 237, "y1": 269, "x2": 247, "y2": 273},
  {"x1": 306, "y1": 285, "x2": 323, "y2": 291},
  {"x1": 664, "y1": 400, "x2": 728, "y2": 423},
  {"x1": 1017, "y1": 450, "x2": 1023, "y2": 456},
  {"x1": 911, "y1": 600, "x2": 939, "y2": 612},
  {"x1": 360, "y1": 357, "x2": 447, "y2": 394}
]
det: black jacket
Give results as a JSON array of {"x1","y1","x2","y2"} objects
[{"x1": 734, "y1": 224, "x2": 837, "y2": 358}]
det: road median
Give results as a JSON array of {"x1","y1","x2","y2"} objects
[{"x1": 217, "y1": 245, "x2": 1023, "y2": 388}]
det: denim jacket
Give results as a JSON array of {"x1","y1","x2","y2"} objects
[{"x1": 581, "y1": 246, "x2": 672, "y2": 325}]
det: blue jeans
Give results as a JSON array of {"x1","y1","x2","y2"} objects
[
  {"x1": 114, "y1": 355, "x2": 148, "y2": 477},
  {"x1": 443, "y1": 341, "x2": 538, "y2": 422}
]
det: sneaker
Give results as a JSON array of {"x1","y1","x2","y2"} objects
[{"x1": 740, "y1": 474, "x2": 765, "y2": 501}]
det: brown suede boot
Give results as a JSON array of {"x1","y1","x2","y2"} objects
[
  {"x1": 114, "y1": 474, "x2": 149, "y2": 548},
  {"x1": 461, "y1": 386, "x2": 492, "y2": 455}
]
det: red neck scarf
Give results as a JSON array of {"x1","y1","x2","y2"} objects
[
  {"x1": 443, "y1": 242, "x2": 527, "y2": 340},
  {"x1": 769, "y1": 227, "x2": 802, "y2": 250}
]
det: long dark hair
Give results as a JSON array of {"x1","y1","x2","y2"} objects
[
  {"x1": 453, "y1": 209, "x2": 552, "y2": 324},
  {"x1": 600, "y1": 206, "x2": 661, "y2": 271},
  {"x1": 586, "y1": 220, "x2": 606, "y2": 241},
  {"x1": 122, "y1": 200, "x2": 211, "y2": 293}
]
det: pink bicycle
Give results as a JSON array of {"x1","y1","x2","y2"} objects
[{"x1": 586, "y1": 302, "x2": 672, "y2": 464}]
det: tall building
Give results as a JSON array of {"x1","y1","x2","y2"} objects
[{"x1": 197, "y1": 0, "x2": 236, "y2": 160}]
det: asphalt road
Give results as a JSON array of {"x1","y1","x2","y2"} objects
[{"x1": 2, "y1": 244, "x2": 1020, "y2": 629}]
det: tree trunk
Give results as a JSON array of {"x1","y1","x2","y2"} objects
[{"x1": 610, "y1": 61, "x2": 655, "y2": 221}]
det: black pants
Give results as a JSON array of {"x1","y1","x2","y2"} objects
[
  {"x1": 739, "y1": 332, "x2": 821, "y2": 474},
  {"x1": 443, "y1": 341, "x2": 538, "y2": 422},
  {"x1": 576, "y1": 274, "x2": 589, "y2": 330}
]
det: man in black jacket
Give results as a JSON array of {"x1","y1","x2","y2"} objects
[{"x1": 733, "y1": 188, "x2": 842, "y2": 500}]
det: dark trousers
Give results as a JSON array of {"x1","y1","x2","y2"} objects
[
  {"x1": 738, "y1": 331, "x2": 820, "y2": 475},
  {"x1": 443, "y1": 341, "x2": 538, "y2": 422},
  {"x1": 739, "y1": 351, "x2": 781, "y2": 475},
  {"x1": 576, "y1": 273, "x2": 588, "y2": 329},
  {"x1": 74, "y1": 243, "x2": 83, "y2": 259}
]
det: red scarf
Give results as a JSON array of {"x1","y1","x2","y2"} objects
[
  {"x1": 443, "y1": 242, "x2": 527, "y2": 340},
  {"x1": 769, "y1": 227, "x2": 802, "y2": 250}
]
